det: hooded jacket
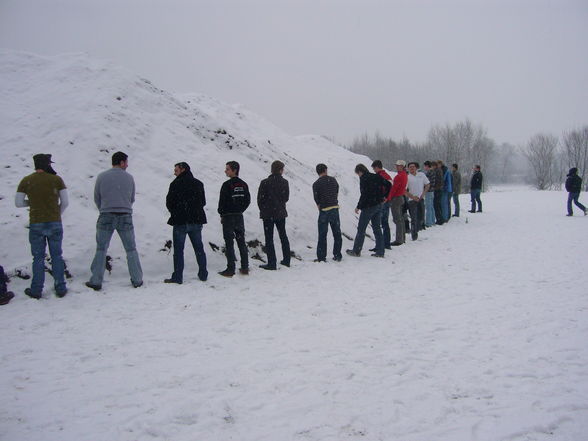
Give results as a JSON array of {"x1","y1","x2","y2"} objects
[
  {"x1": 166, "y1": 169, "x2": 207, "y2": 225},
  {"x1": 565, "y1": 168, "x2": 583, "y2": 193}
]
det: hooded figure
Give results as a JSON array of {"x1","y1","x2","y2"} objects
[{"x1": 565, "y1": 167, "x2": 586, "y2": 216}]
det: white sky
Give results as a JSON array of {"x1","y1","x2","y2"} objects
[{"x1": 1, "y1": 0, "x2": 587, "y2": 145}]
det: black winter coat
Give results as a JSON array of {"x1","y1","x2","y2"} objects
[
  {"x1": 166, "y1": 170, "x2": 207, "y2": 225},
  {"x1": 218, "y1": 177, "x2": 251, "y2": 216},
  {"x1": 566, "y1": 173, "x2": 582, "y2": 193},
  {"x1": 257, "y1": 174, "x2": 289, "y2": 219},
  {"x1": 470, "y1": 171, "x2": 483, "y2": 190},
  {"x1": 357, "y1": 172, "x2": 388, "y2": 209}
]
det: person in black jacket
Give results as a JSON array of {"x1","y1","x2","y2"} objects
[
  {"x1": 257, "y1": 160, "x2": 290, "y2": 270},
  {"x1": 565, "y1": 167, "x2": 586, "y2": 216},
  {"x1": 218, "y1": 161, "x2": 250, "y2": 277},
  {"x1": 164, "y1": 162, "x2": 208, "y2": 284},
  {"x1": 0, "y1": 265, "x2": 15, "y2": 305},
  {"x1": 312, "y1": 163, "x2": 343, "y2": 262},
  {"x1": 346, "y1": 164, "x2": 389, "y2": 258},
  {"x1": 469, "y1": 165, "x2": 483, "y2": 213}
]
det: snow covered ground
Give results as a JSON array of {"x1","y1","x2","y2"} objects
[
  {"x1": 2, "y1": 189, "x2": 587, "y2": 441},
  {"x1": 1, "y1": 51, "x2": 587, "y2": 440}
]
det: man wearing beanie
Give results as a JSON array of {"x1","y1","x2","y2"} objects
[
  {"x1": 15, "y1": 154, "x2": 69, "y2": 299},
  {"x1": 565, "y1": 167, "x2": 586, "y2": 216}
]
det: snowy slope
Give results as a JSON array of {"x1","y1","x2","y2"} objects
[{"x1": 0, "y1": 50, "x2": 370, "y2": 282}]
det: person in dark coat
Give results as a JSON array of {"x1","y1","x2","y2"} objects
[
  {"x1": 257, "y1": 160, "x2": 291, "y2": 270},
  {"x1": 0, "y1": 265, "x2": 15, "y2": 305},
  {"x1": 218, "y1": 161, "x2": 251, "y2": 277},
  {"x1": 312, "y1": 163, "x2": 343, "y2": 262},
  {"x1": 469, "y1": 165, "x2": 483, "y2": 213},
  {"x1": 565, "y1": 167, "x2": 586, "y2": 216},
  {"x1": 346, "y1": 164, "x2": 388, "y2": 257},
  {"x1": 164, "y1": 162, "x2": 208, "y2": 284}
]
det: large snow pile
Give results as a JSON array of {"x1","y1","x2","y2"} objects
[{"x1": 0, "y1": 50, "x2": 369, "y2": 280}]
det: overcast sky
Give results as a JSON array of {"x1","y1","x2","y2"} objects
[{"x1": 1, "y1": 0, "x2": 587, "y2": 146}]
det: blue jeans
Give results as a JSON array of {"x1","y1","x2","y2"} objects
[
  {"x1": 28, "y1": 222, "x2": 66, "y2": 295},
  {"x1": 263, "y1": 218, "x2": 290, "y2": 268},
  {"x1": 441, "y1": 191, "x2": 451, "y2": 221},
  {"x1": 452, "y1": 192, "x2": 460, "y2": 216},
  {"x1": 567, "y1": 192, "x2": 586, "y2": 215},
  {"x1": 424, "y1": 192, "x2": 435, "y2": 226},
  {"x1": 89, "y1": 213, "x2": 143, "y2": 286},
  {"x1": 353, "y1": 204, "x2": 384, "y2": 255},
  {"x1": 171, "y1": 224, "x2": 207, "y2": 282},
  {"x1": 471, "y1": 189, "x2": 482, "y2": 212},
  {"x1": 317, "y1": 208, "x2": 342, "y2": 261}
]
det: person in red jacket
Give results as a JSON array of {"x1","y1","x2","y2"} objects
[
  {"x1": 371, "y1": 160, "x2": 393, "y2": 249},
  {"x1": 389, "y1": 160, "x2": 408, "y2": 246}
]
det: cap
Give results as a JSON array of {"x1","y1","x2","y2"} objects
[{"x1": 395, "y1": 160, "x2": 406, "y2": 166}]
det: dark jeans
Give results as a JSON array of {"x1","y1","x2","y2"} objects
[
  {"x1": 353, "y1": 204, "x2": 384, "y2": 255},
  {"x1": 89, "y1": 213, "x2": 143, "y2": 286},
  {"x1": 1, "y1": 265, "x2": 9, "y2": 295},
  {"x1": 263, "y1": 218, "x2": 290, "y2": 268},
  {"x1": 407, "y1": 200, "x2": 424, "y2": 236},
  {"x1": 171, "y1": 224, "x2": 207, "y2": 282},
  {"x1": 222, "y1": 214, "x2": 248, "y2": 271},
  {"x1": 567, "y1": 192, "x2": 586, "y2": 215},
  {"x1": 317, "y1": 208, "x2": 342, "y2": 261},
  {"x1": 380, "y1": 201, "x2": 391, "y2": 246},
  {"x1": 452, "y1": 192, "x2": 460, "y2": 216},
  {"x1": 433, "y1": 190, "x2": 443, "y2": 224},
  {"x1": 471, "y1": 189, "x2": 482, "y2": 212},
  {"x1": 29, "y1": 221, "x2": 66, "y2": 295}
]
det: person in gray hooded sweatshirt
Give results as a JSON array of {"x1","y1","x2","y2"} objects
[{"x1": 86, "y1": 151, "x2": 143, "y2": 290}]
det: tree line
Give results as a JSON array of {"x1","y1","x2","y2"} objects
[{"x1": 347, "y1": 119, "x2": 588, "y2": 191}]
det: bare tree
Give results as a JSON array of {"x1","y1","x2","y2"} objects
[
  {"x1": 562, "y1": 126, "x2": 588, "y2": 183},
  {"x1": 523, "y1": 133, "x2": 560, "y2": 190}
]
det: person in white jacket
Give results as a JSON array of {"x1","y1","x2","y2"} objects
[{"x1": 15, "y1": 154, "x2": 69, "y2": 299}]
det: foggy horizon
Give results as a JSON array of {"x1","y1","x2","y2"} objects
[{"x1": 1, "y1": 0, "x2": 587, "y2": 147}]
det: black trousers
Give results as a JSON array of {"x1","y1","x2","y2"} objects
[
  {"x1": 263, "y1": 218, "x2": 290, "y2": 268},
  {"x1": 222, "y1": 214, "x2": 248, "y2": 271}
]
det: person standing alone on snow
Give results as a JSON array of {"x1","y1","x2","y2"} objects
[
  {"x1": 86, "y1": 151, "x2": 143, "y2": 291},
  {"x1": 565, "y1": 167, "x2": 586, "y2": 216},
  {"x1": 257, "y1": 160, "x2": 291, "y2": 270},
  {"x1": 469, "y1": 165, "x2": 483, "y2": 213},
  {"x1": 15, "y1": 153, "x2": 69, "y2": 299},
  {"x1": 218, "y1": 161, "x2": 250, "y2": 277},
  {"x1": 312, "y1": 163, "x2": 343, "y2": 262},
  {"x1": 164, "y1": 162, "x2": 208, "y2": 284}
]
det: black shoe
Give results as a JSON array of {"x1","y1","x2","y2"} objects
[
  {"x1": 477, "y1": 210, "x2": 482, "y2": 213},
  {"x1": 0, "y1": 291, "x2": 15, "y2": 305},
  {"x1": 132, "y1": 281, "x2": 143, "y2": 288},
  {"x1": 164, "y1": 278, "x2": 182, "y2": 284},
  {"x1": 411, "y1": 233, "x2": 418, "y2": 241},
  {"x1": 369, "y1": 247, "x2": 377, "y2": 252},
  {"x1": 280, "y1": 260, "x2": 290, "y2": 267},
  {"x1": 468, "y1": 210, "x2": 475, "y2": 213},
  {"x1": 390, "y1": 241, "x2": 403, "y2": 246},
  {"x1": 218, "y1": 269, "x2": 235, "y2": 277},
  {"x1": 345, "y1": 249, "x2": 360, "y2": 257},
  {"x1": 85, "y1": 281, "x2": 102, "y2": 291},
  {"x1": 313, "y1": 258, "x2": 326, "y2": 263},
  {"x1": 259, "y1": 264, "x2": 276, "y2": 270},
  {"x1": 239, "y1": 268, "x2": 249, "y2": 275},
  {"x1": 332, "y1": 256, "x2": 342, "y2": 262},
  {"x1": 371, "y1": 253, "x2": 384, "y2": 258},
  {"x1": 24, "y1": 288, "x2": 41, "y2": 299},
  {"x1": 566, "y1": 214, "x2": 573, "y2": 217},
  {"x1": 56, "y1": 288, "x2": 68, "y2": 298}
]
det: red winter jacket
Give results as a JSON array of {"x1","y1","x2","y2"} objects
[{"x1": 389, "y1": 170, "x2": 408, "y2": 198}]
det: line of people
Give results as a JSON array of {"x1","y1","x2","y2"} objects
[{"x1": 12, "y1": 151, "x2": 483, "y2": 299}]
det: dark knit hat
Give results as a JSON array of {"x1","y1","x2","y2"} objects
[
  {"x1": 32, "y1": 153, "x2": 53, "y2": 170},
  {"x1": 568, "y1": 167, "x2": 578, "y2": 176}
]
